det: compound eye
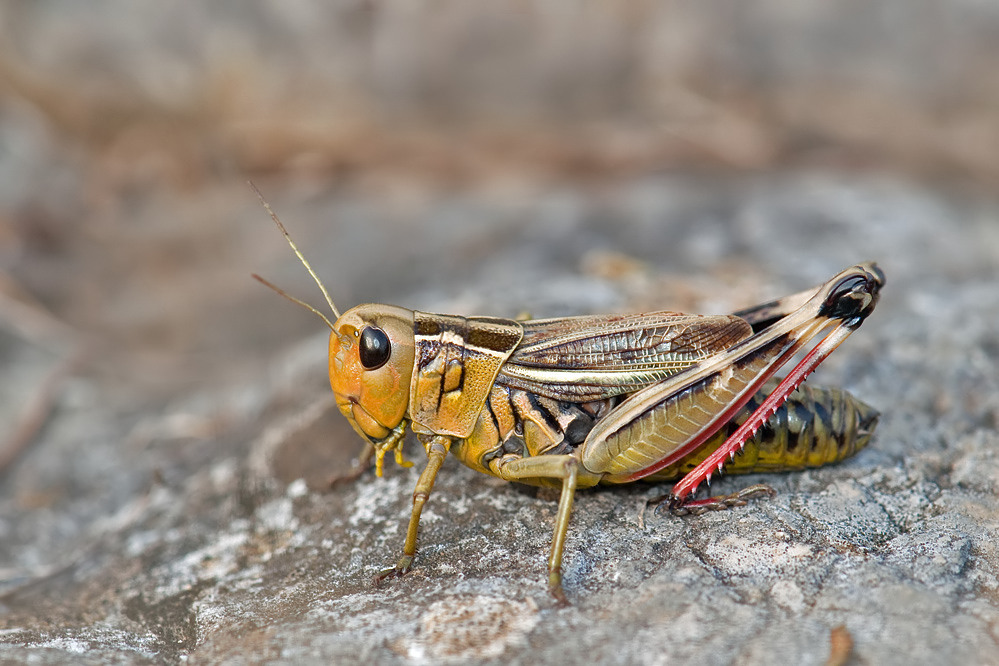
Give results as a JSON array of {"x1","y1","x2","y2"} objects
[{"x1": 358, "y1": 326, "x2": 391, "y2": 370}]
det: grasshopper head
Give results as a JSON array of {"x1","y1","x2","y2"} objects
[
  {"x1": 250, "y1": 185, "x2": 416, "y2": 446},
  {"x1": 329, "y1": 305, "x2": 415, "y2": 443}
]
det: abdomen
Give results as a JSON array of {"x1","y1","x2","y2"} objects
[{"x1": 640, "y1": 383, "x2": 879, "y2": 483}]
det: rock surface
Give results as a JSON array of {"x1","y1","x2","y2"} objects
[{"x1": 2, "y1": 174, "x2": 998, "y2": 664}]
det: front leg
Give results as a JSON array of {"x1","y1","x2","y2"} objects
[
  {"x1": 375, "y1": 434, "x2": 452, "y2": 584},
  {"x1": 331, "y1": 422, "x2": 412, "y2": 487},
  {"x1": 328, "y1": 441, "x2": 374, "y2": 487}
]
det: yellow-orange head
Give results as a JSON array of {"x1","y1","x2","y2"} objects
[{"x1": 328, "y1": 304, "x2": 415, "y2": 443}]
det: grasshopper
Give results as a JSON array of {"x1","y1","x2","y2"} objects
[{"x1": 253, "y1": 191, "x2": 884, "y2": 602}]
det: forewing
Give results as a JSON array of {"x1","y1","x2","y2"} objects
[{"x1": 496, "y1": 311, "x2": 752, "y2": 402}]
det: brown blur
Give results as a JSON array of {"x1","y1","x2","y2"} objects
[{"x1": 0, "y1": 2, "x2": 996, "y2": 402}]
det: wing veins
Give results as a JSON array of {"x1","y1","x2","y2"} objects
[{"x1": 497, "y1": 312, "x2": 751, "y2": 402}]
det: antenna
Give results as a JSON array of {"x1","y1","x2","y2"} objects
[
  {"x1": 251, "y1": 273, "x2": 335, "y2": 332},
  {"x1": 250, "y1": 181, "x2": 342, "y2": 325}
]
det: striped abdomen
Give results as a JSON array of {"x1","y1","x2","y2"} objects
[
  {"x1": 457, "y1": 378, "x2": 877, "y2": 485},
  {"x1": 641, "y1": 382, "x2": 879, "y2": 482}
]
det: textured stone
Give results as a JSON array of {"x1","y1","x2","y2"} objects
[{"x1": 2, "y1": 173, "x2": 998, "y2": 664}]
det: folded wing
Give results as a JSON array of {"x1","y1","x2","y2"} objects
[{"x1": 496, "y1": 311, "x2": 752, "y2": 402}]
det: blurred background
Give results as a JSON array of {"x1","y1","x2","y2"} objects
[{"x1": 2, "y1": 1, "x2": 997, "y2": 404}]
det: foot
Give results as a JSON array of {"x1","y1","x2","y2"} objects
[
  {"x1": 651, "y1": 483, "x2": 777, "y2": 517},
  {"x1": 329, "y1": 443, "x2": 375, "y2": 488},
  {"x1": 548, "y1": 570, "x2": 570, "y2": 607},
  {"x1": 374, "y1": 554, "x2": 414, "y2": 585}
]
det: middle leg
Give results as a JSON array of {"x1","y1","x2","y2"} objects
[{"x1": 491, "y1": 454, "x2": 601, "y2": 604}]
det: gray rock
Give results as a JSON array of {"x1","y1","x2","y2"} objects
[{"x1": 2, "y1": 173, "x2": 998, "y2": 664}]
